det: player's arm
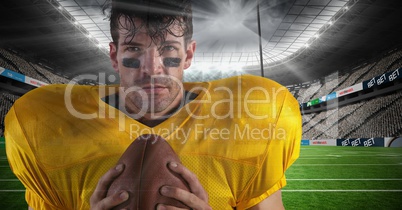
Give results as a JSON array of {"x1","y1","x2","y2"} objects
[{"x1": 247, "y1": 190, "x2": 285, "y2": 210}]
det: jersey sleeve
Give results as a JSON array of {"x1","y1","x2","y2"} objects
[
  {"x1": 5, "y1": 104, "x2": 60, "y2": 209},
  {"x1": 237, "y1": 91, "x2": 302, "y2": 209}
]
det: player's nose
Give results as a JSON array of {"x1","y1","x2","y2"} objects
[{"x1": 142, "y1": 48, "x2": 163, "y2": 76}]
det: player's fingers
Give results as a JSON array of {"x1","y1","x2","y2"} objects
[
  {"x1": 92, "y1": 191, "x2": 129, "y2": 210},
  {"x1": 168, "y1": 162, "x2": 209, "y2": 202},
  {"x1": 90, "y1": 164, "x2": 125, "y2": 207},
  {"x1": 159, "y1": 186, "x2": 212, "y2": 210}
]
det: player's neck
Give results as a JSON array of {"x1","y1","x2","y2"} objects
[
  {"x1": 103, "y1": 91, "x2": 197, "y2": 127},
  {"x1": 138, "y1": 91, "x2": 198, "y2": 127}
]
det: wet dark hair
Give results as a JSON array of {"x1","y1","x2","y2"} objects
[{"x1": 103, "y1": 0, "x2": 193, "y2": 46}]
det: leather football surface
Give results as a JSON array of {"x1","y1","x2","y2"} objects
[{"x1": 107, "y1": 134, "x2": 190, "y2": 209}]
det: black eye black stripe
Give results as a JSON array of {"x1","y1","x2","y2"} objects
[
  {"x1": 122, "y1": 57, "x2": 181, "y2": 69},
  {"x1": 163, "y1": 58, "x2": 181, "y2": 67},
  {"x1": 122, "y1": 58, "x2": 140, "y2": 68}
]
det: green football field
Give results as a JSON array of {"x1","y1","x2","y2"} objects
[
  {"x1": 283, "y1": 146, "x2": 402, "y2": 210},
  {"x1": 1, "y1": 138, "x2": 401, "y2": 209}
]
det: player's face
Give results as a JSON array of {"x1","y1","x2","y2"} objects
[{"x1": 110, "y1": 17, "x2": 195, "y2": 118}]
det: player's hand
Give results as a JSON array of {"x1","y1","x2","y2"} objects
[
  {"x1": 157, "y1": 162, "x2": 212, "y2": 210},
  {"x1": 90, "y1": 164, "x2": 129, "y2": 210}
]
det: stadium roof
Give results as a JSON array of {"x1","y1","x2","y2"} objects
[{"x1": 0, "y1": 0, "x2": 401, "y2": 85}]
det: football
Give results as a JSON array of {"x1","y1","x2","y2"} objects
[{"x1": 107, "y1": 134, "x2": 190, "y2": 209}]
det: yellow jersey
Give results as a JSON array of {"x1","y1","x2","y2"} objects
[{"x1": 5, "y1": 75, "x2": 301, "y2": 209}]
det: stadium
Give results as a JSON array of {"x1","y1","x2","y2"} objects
[{"x1": 1, "y1": 0, "x2": 401, "y2": 209}]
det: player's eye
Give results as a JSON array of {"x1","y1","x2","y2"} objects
[
  {"x1": 163, "y1": 46, "x2": 176, "y2": 51},
  {"x1": 160, "y1": 45, "x2": 178, "y2": 53},
  {"x1": 159, "y1": 45, "x2": 179, "y2": 57},
  {"x1": 127, "y1": 46, "x2": 141, "y2": 52}
]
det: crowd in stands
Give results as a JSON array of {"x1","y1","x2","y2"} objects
[
  {"x1": 296, "y1": 81, "x2": 322, "y2": 102},
  {"x1": 0, "y1": 48, "x2": 49, "y2": 82},
  {"x1": 0, "y1": 47, "x2": 70, "y2": 84},
  {"x1": 300, "y1": 47, "x2": 402, "y2": 139},
  {"x1": 358, "y1": 49, "x2": 402, "y2": 83},
  {"x1": 335, "y1": 63, "x2": 376, "y2": 91},
  {"x1": 303, "y1": 91, "x2": 402, "y2": 139},
  {"x1": 296, "y1": 48, "x2": 402, "y2": 104},
  {"x1": 30, "y1": 63, "x2": 70, "y2": 84},
  {"x1": 0, "y1": 92, "x2": 20, "y2": 137},
  {"x1": 0, "y1": 54, "x2": 18, "y2": 73}
]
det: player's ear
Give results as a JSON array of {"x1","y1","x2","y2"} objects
[
  {"x1": 183, "y1": 40, "x2": 196, "y2": 70},
  {"x1": 109, "y1": 42, "x2": 119, "y2": 73}
]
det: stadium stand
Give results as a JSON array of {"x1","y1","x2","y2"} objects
[
  {"x1": 0, "y1": 48, "x2": 48, "y2": 81},
  {"x1": 296, "y1": 81, "x2": 322, "y2": 102},
  {"x1": 300, "y1": 47, "x2": 402, "y2": 139},
  {"x1": 358, "y1": 49, "x2": 402, "y2": 83},
  {"x1": 347, "y1": 91, "x2": 402, "y2": 138},
  {"x1": 309, "y1": 72, "x2": 347, "y2": 100},
  {"x1": 0, "y1": 47, "x2": 69, "y2": 84},
  {"x1": 336, "y1": 63, "x2": 376, "y2": 91},
  {"x1": 0, "y1": 92, "x2": 20, "y2": 137},
  {"x1": 30, "y1": 63, "x2": 70, "y2": 84},
  {"x1": 0, "y1": 50, "x2": 23, "y2": 74},
  {"x1": 296, "y1": 48, "x2": 402, "y2": 102},
  {"x1": 303, "y1": 90, "x2": 402, "y2": 139}
]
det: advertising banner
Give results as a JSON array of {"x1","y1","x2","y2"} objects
[
  {"x1": 0, "y1": 68, "x2": 25, "y2": 82},
  {"x1": 326, "y1": 92, "x2": 337, "y2": 101},
  {"x1": 336, "y1": 138, "x2": 384, "y2": 147},
  {"x1": 307, "y1": 98, "x2": 320, "y2": 107},
  {"x1": 25, "y1": 76, "x2": 48, "y2": 87},
  {"x1": 319, "y1": 96, "x2": 326, "y2": 103},
  {"x1": 310, "y1": 139, "x2": 337, "y2": 146},
  {"x1": 301, "y1": 140, "x2": 310, "y2": 145},
  {"x1": 363, "y1": 68, "x2": 401, "y2": 89},
  {"x1": 336, "y1": 83, "x2": 363, "y2": 97}
]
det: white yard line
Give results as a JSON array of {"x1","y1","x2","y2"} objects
[
  {"x1": 301, "y1": 155, "x2": 402, "y2": 157},
  {"x1": 282, "y1": 189, "x2": 402, "y2": 192},
  {"x1": 287, "y1": 178, "x2": 402, "y2": 181},
  {"x1": 0, "y1": 190, "x2": 25, "y2": 192},
  {"x1": 292, "y1": 163, "x2": 402, "y2": 166}
]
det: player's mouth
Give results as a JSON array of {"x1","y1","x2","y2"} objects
[{"x1": 141, "y1": 84, "x2": 168, "y2": 94}]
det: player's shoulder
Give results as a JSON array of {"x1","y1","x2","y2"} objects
[
  {"x1": 212, "y1": 74, "x2": 287, "y2": 90},
  {"x1": 13, "y1": 84, "x2": 63, "y2": 106},
  {"x1": 207, "y1": 74, "x2": 291, "y2": 100},
  {"x1": 16, "y1": 84, "x2": 102, "y2": 102},
  {"x1": 12, "y1": 84, "x2": 105, "y2": 114}
]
